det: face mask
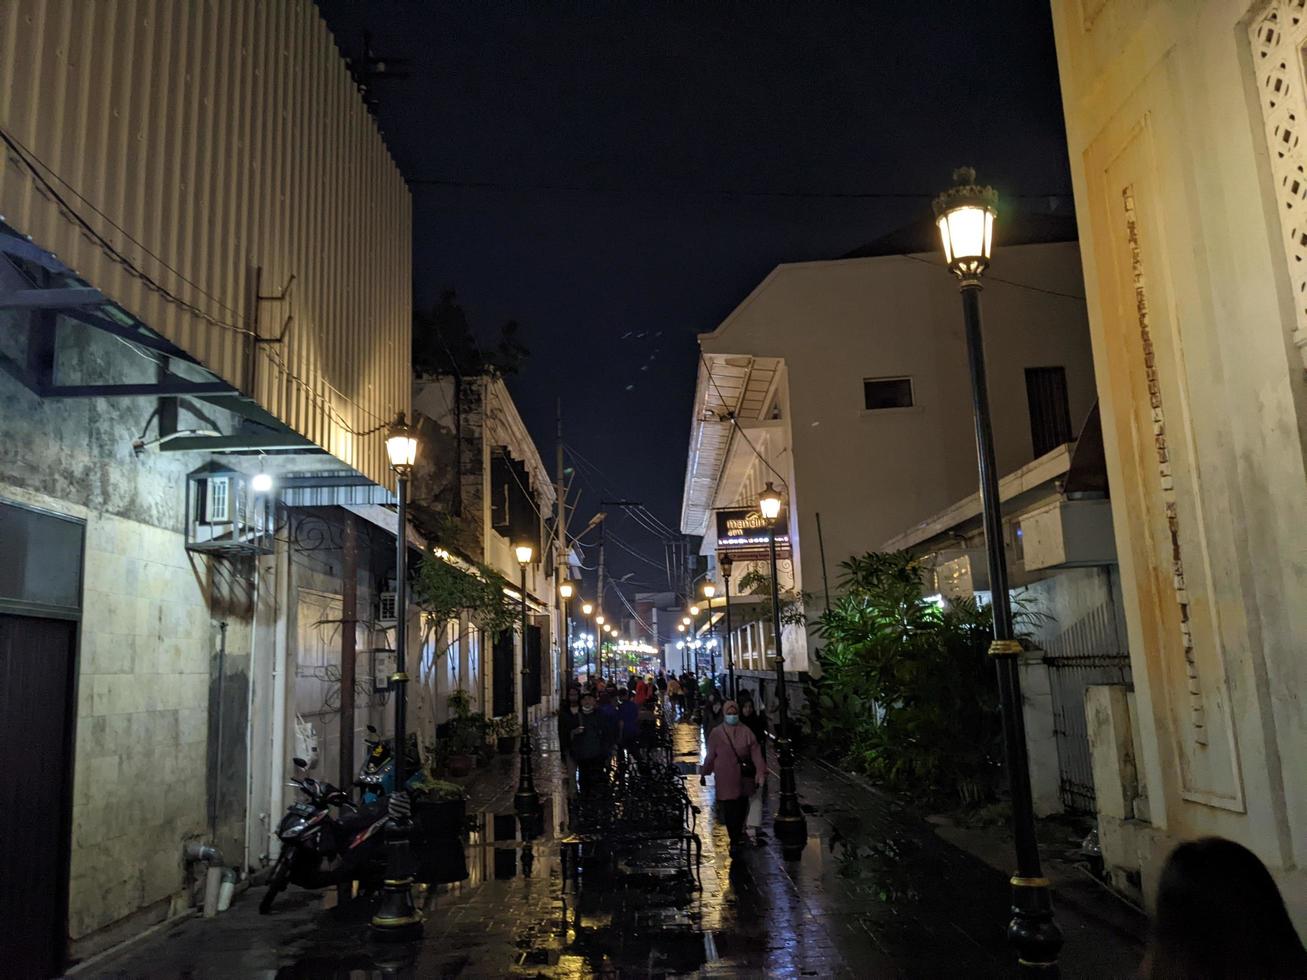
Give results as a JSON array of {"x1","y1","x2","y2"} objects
[
  {"x1": 724, "y1": 714, "x2": 739, "y2": 726},
  {"x1": 582, "y1": 707, "x2": 594, "y2": 715}
]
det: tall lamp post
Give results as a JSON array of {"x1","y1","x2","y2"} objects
[
  {"x1": 677, "y1": 623, "x2": 687, "y2": 670},
  {"x1": 702, "y1": 583, "x2": 718, "y2": 688},
  {"x1": 595, "y1": 614, "x2": 607, "y2": 682},
  {"x1": 514, "y1": 543, "x2": 540, "y2": 819},
  {"x1": 581, "y1": 602, "x2": 594, "y2": 681},
  {"x1": 372, "y1": 413, "x2": 422, "y2": 939},
  {"x1": 689, "y1": 604, "x2": 702, "y2": 674},
  {"x1": 720, "y1": 554, "x2": 736, "y2": 698},
  {"x1": 559, "y1": 581, "x2": 574, "y2": 694},
  {"x1": 934, "y1": 167, "x2": 1061, "y2": 974},
  {"x1": 759, "y1": 481, "x2": 807, "y2": 856}
]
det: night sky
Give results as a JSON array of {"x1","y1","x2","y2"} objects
[{"x1": 315, "y1": 1, "x2": 1072, "y2": 598}]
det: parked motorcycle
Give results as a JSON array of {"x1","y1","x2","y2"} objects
[
  {"x1": 260, "y1": 757, "x2": 390, "y2": 914},
  {"x1": 355, "y1": 725, "x2": 423, "y2": 803}
]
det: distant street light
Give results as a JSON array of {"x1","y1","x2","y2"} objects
[
  {"x1": 581, "y1": 601, "x2": 595, "y2": 678},
  {"x1": 719, "y1": 554, "x2": 736, "y2": 698},
  {"x1": 559, "y1": 581, "x2": 574, "y2": 692},
  {"x1": 702, "y1": 582, "x2": 718, "y2": 686},
  {"x1": 514, "y1": 543, "x2": 540, "y2": 819},
  {"x1": 934, "y1": 166, "x2": 1060, "y2": 974},
  {"x1": 372, "y1": 412, "x2": 421, "y2": 940},
  {"x1": 759, "y1": 481, "x2": 806, "y2": 857}
]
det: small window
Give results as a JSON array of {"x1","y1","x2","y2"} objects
[
  {"x1": 204, "y1": 477, "x2": 230, "y2": 524},
  {"x1": 1025, "y1": 367, "x2": 1073, "y2": 456},
  {"x1": 863, "y1": 376, "x2": 914, "y2": 411}
]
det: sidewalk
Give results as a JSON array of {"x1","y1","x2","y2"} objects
[{"x1": 82, "y1": 717, "x2": 1145, "y2": 978}]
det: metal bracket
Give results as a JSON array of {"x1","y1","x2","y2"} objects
[{"x1": 257, "y1": 272, "x2": 296, "y2": 302}]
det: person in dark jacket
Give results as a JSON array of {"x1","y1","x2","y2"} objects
[
  {"x1": 570, "y1": 692, "x2": 613, "y2": 795},
  {"x1": 557, "y1": 687, "x2": 583, "y2": 795}
]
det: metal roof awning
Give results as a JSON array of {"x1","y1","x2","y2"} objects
[{"x1": 680, "y1": 352, "x2": 782, "y2": 535}]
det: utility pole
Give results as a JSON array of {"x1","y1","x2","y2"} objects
[
  {"x1": 555, "y1": 399, "x2": 568, "y2": 701},
  {"x1": 596, "y1": 520, "x2": 607, "y2": 682}
]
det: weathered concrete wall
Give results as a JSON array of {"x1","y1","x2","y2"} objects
[
  {"x1": 0, "y1": 324, "x2": 256, "y2": 952},
  {"x1": 1050, "y1": 0, "x2": 1307, "y2": 930}
]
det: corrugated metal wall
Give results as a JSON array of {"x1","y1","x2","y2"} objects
[{"x1": 0, "y1": 0, "x2": 411, "y2": 489}]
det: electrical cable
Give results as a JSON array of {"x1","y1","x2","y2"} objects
[
  {"x1": 898, "y1": 252, "x2": 1087, "y2": 301},
  {"x1": 409, "y1": 174, "x2": 1072, "y2": 202},
  {"x1": 698, "y1": 351, "x2": 791, "y2": 491}
]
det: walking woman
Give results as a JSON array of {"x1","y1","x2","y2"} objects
[
  {"x1": 700, "y1": 699, "x2": 765, "y2": 857},
  {"x1": 740, "y1": 697, "x2": 769, "y2": 844}
]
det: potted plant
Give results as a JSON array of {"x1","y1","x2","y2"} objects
[
  {"x1": 445, "y1": 690, "x2": 487, "y2": 776},
  {"x1": 409, "y1": 770, "x2": 468, "y2": 839},
  {"x1": 493, "y1": 714, "x2": 520, "y2": 755}
]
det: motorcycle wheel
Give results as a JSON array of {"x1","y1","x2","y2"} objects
[{"x1": 259, "y1": 846, "x2": 294, "y2": 914}]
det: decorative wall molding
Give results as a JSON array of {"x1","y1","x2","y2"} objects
[
  {"x1": 1250, "y1": 0, "x2": 1307, "y2": 372},
  {"x1": 1122, "y1": 186, "x2": 1207, "y2": 745}
]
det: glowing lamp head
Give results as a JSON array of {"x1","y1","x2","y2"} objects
[
  {"x1": 581, "y1": 601, "x2": 593, "y2": 616},
  {"x1": 596, "y1": 614, "x2": 605, "y2": 626},
  {"x1": 385, "y1": 412, "x2": 419, "y2": 474},
  {"x1": 678, "y1": 624, "x2": 686, "y2": 633},
  {"x1": 689, "y1": 605, "x2": 700, "y2": 616},
  {"x1": 759, "y1": 482, "x2": 783, "y2": 521},
  {"x1": 515, "y1": 543, "x2": 534, "y2": 565},
  {"x1": 932, "y1": 167, "x2": 998, "y2": 281},
  {"x1": 251, "y1": 472, "x2": 273, "y2": 494},
  {"x1": 559, "y1": 581, "x2": 574, "y2": 600},
  {"x1": 702, "y1": 583, "x2": 716, "y2": 599},
  {"x1": 682, "y1": 616, "x2": 691, "y2": 626}
]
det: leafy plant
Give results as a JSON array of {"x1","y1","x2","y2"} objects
[{"x1": 807, "y1": 551, "x2": 1036, "y2": 805}]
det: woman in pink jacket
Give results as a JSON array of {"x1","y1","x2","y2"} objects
[{"x1": 700, "y1": 699, "x2": 767, "y2": 856}]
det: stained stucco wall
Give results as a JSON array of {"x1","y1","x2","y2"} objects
[{"x1": 1050, "y1": 0, "x2": 1307, "y2": 925}]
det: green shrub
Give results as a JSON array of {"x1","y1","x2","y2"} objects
[{"x1": 809, "y1": 551, "x2": 1033, "y2": 805}]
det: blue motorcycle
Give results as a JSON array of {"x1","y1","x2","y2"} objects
[{"x1": 355, "y1": 725, "x2": 422, "y2": 803}]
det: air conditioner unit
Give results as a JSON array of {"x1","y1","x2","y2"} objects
[
  {"x1": 377, "y1": 592, "x2": 398, "y2": 625},
  {"x1": 1018, "y1": 499, "x2": 1116, "y2": 571}
]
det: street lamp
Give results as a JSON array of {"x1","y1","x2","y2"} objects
[
  {"x1": 759, "y1": 481, "x2": 807, "y2": 856},
  {"x1": 514, "y1": 543, "x2": 540, "y2": 819},
  {"x1": 719, "y1": 554, "x2": 736, "y2": 698},
  {"x1": 702, "y1": 583, "x2": 718, "y2": 688},
  {"x1": 935, "y1": 167, "x2": 1061, "y2": 974},
  {"x1": 581, "y1": 602, "x2": 594, "y2": 680},
  {"x1": 595, "y1": 613, "x2": 606, "y2": 681},
  {"x1": 559, "y1": 581, "x2": 574, "y2": 694},
  {"x1": 372, "y1": 412, "x2": 422, "y2": 939}
]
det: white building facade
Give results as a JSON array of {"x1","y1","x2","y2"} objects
[{"x1": 680, "y1": 232, "x2": 1097, "y2": 702}]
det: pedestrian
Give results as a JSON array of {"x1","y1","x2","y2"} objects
[
  {"x1": 740, "y1": 696, "x2": 769, "y2": 761},
  {"x1": 634, "y1": 675, "x2": 651, "y2": 706},
  {"x1": 570, "y1": 692, "x2": 613, "y2": 796},
  {"x1": 615, "y1": 686, "x2": 640, "y2": 765},
  {"x1": 702, "y1": 694, "x2": 724, "y2": 740},
  {"x1": 667, "y1": 674, "x2": 683, "y2": 719},
  {"x1": 1142, "y1": 837, "x2": 1306, "y2": 979},
  {"x1": 557, "y1": 687, "x2": 584, "y2": 795},
  {"x1": 655, "y1": 670, "x2": 668, "y2": 694},
  {"x1": 700, "y1": 700, "x2": 765, "y2": 857}
]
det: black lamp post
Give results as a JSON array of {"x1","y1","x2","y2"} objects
[
  {"x1": 759, "y1": 481, "x2": 807, "y2": 856},
  {"x1": 703, "y1": 583, "x2": 719, "y2": 688},
  {"x1": 720, "y1": 554, "x2": 736, "y2": 699},
  {"x1": 934, "y1": 167, "x2": 1061, "y2": 974},
  {"x1": 595, "y1": 613, "x2": 607, "y2": 682},
  {"x1": 581, "y1": 602, "x2": 594, "y2": 682},
  {"x1": 514, "y1": 544, "x2": 541, "y2": 819},
  {"x1": 559, "y1": 581, "x2": 574, "y2": 696},
  {"x1": 371, "y1": 413, "x2": 422, "y2": 940}
]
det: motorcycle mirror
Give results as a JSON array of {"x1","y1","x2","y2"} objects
[{"x1": 292, "y1": 756, "x2": 308, "y2": 769}]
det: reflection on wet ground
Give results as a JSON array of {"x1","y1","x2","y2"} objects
[{"x1": 87, "y1": 720, "x2": 1144, "y2": 979}]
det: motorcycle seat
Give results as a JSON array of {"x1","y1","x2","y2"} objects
[{"x1": 337, "y1": 801, "x2": 386, "y2": 833}]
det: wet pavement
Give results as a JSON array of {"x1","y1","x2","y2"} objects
[{"x1": 80, "y1": 715, "x2": 1145, "y2": 978}]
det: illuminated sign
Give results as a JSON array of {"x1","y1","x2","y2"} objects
[{"x1": 715, "y1": 506, "x2": 789, "y2": 560}]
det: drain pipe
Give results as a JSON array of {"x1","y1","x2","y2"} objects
[{"x1": 184, "y1": 842, "x2": 226, "y2": 918}]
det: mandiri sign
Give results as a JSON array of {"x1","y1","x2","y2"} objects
[{"x1": 715, "y1": 506, "x2": 790, "y2": 561}]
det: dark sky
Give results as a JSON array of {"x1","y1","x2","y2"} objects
[{"x1": 316, "y1": 1, "x2": 1072, "y2": 601}]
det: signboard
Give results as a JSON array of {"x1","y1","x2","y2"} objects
[{"x1": 715, "y1": 506, "x2": 790, "y2": 562}]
